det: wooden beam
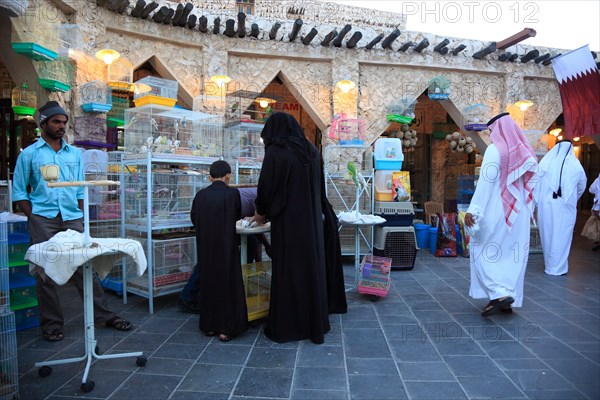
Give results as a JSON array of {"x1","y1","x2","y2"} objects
[
  {"x1": 237, "y1": 12, "x2": 246, "y2": 38},
  {"x1": 130, "y1": 0, "x2": 146, "y2": 18},
  {"x1": 346, "y1": 31, "x2": 362, "y2": 49},
  {"x1": 171, "y1": 3, "x2": 184, "y2": 26},
  {"x1": 250, "y1": 23, "x2": 259, "y2": 38},
  {"x1": 269, "y1": 22, "x2": 281, "y2": 40},
  {"x1": 152, "y1": 6, "x2": 169, "y2": 23},
  {"x1": 288, "y1": 18, "x2": 303, "y2": 42},
  {"x1": 301, "y1": 28, "x2": 318, "y2": 45},
  {"x1": 520, "y1": 49, "x2": 539, "y2": 63},
  {"x1": 321, "y1": 30, "x2": 337, "y2": 46},
  {"x1": 450, "y1": 44, "x2": 466, "y2": 55},
  {"x1": 497, "y1": 28, "x2": 536, "y2": 50},
  {"x1": 381, "y1": 29, "x2": 400, "y2": 50},
  {"x1": 365, "y1": 33, "x2": 384, "y2": 50},
  {"x1": 163, "y1": 8, "x2": 175, "y2": 24},
  {"x1": 224, "y1": 19, "x2": 236, "y2": 37},
  {"x1": 213, "y1": 17, "x2": 220, "y2": 34},
  {"x1": 186, "y1": 14, "x2": 197, "y2": 29},
  {"x1": 332, "y1": 24, "x2": 352, "y2": 47},
  {"x1": 178, "y1": 3, "x2": 194, "y2": 27},
  {"x1": 472, "y1": 42, "x2": 496, "y2": 59},
  {"x1": 433, "y1": 38, "x2": 449, "y2": 54},
  {"x1": 534, "y1": 53, "x2": 550, "y2": 63},
  {"x1": 414, "y1": 38, "x2": 429, "y2": 52},
  {"x1": 398, "y1": 41, "x2": 414, "y2": 52},
  {"x1": 140, "y1": 2, "x2": 158, "y2": 19},
  {"x1": 199, "y1": 16, "x2": 208, "y2": 33}
]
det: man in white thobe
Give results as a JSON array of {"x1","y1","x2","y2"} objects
[
  {"x1": 537, "y1": 140, "x2": 587, "y2": 275},
  {"x1": 465, "y1": 113, "x2": 539, "y2": 317}
]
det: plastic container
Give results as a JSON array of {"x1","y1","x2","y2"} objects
[
  {"x1": 374, "y1": 170, "x2": 394, "y2": 201},
  {"x1": 429, "y1": 227, "x2": 438, "y2": 255},
  {"x1": 374, "y1": 138, "x2": 403, "y2": 170},
  {"x1": 414, "y1": 223, "x2": 430, "y2": 250},
  {"x1": 133, "y1": 95, "x2": 177, "y2": 108},
  {"x1": 242, "y1": 261, "x2": 271, "y2": 321},
  {"x1": 14, "y1": 306, "x2": 40, "y2": 331},
  {"x1": 374, "y1": 201, "x2": 414, "y2": 227}
]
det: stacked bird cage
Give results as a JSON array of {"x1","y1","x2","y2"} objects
[
  {"x1": 0, "y1": 222, "x2": 19, "y2": 399},
  {"x1": 36, "y1": 56, "x2": 72, "y2": 92},
  {"x1": 428, "y1": 75, "x2": 451, "y2": 100},
  {"x1": 133, "y1": 76, "x2": 178, "y2": 107},
  {"x1": 386, "y1": 98, "x2": 417, "y2": 124},
  {"x1": 80, "y1": 80, "x2": 112, "y2": 113}
]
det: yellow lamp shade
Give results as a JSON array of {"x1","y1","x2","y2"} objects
[
  {"x1": 256, "y1": 97, "x2": 276, "y2": 108},
  {"x1": 95, "y1": 49, "x2": 120, "y2": 65},
  {"x1": 210, "y1": 75, "x2": 231, "y2": 87},
  {"x1": 336, "y1": 79, "x2": 356, "y2": 93},
  {"x1": 515, "y1": 99, "x2": 533, "y2": 111}
]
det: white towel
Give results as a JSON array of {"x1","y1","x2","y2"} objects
[
  {"x1": 337, "y1": 211, "x2": 386, "y2": 225},
  {"x1": 25, "y1": 230, "x2": 147, "y2": 285}
]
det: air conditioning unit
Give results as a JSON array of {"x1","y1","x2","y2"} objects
[{"x1": 373, "y1": 226, "x2": 418, "y2": 270}]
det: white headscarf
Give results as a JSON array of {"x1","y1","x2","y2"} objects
[{"x1": 538, "y1": 140, "x2": 582, "y2": 200}]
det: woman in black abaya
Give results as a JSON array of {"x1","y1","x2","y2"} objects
[{"x1": 253, "y1": 112, "x2": 331, "y2": 344}]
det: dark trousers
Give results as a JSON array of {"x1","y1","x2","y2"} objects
[{"x1": 29, "y1": 213, "x2": 116, "y2": 333}]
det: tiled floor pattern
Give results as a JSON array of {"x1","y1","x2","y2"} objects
[{"x1": 16, "y1": 224, "x2": 599, "y2": 399}]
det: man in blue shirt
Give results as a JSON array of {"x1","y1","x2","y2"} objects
[{"x1": 12, "y1": 101, "x2": 132, "y2": 341}]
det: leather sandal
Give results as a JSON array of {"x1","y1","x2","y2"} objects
[
  {"x1": 105, "y1": 316, "x2": 133, "y2": 331},
  {"x1": 43, "y1": 329, "x2": 64, "y2": 342},
  {"x1": 481, "y1": 296, "x2": 514, "y2": 317}
]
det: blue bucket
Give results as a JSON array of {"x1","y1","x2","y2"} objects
[
  {"x1": 429, "y1": 227, "x2": 438, "y2": 255},
  {"x1": 414, "y1": 223, "x2": 430, "y2": 250}
]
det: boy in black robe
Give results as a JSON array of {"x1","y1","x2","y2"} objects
[
  {"x1": 253, "y1": 112, "x2": 331, "y2": 344},
  {"x1": 191, "y1": 160, "x2": 248, "y2": 341}
]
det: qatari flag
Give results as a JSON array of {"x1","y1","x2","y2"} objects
[{"x1": 552, "y1": 45, "x2": 600, "y2": 138}]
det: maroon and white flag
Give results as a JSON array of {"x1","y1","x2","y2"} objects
[{"x1": 552, "y1": 45, "x2": 600, "y2": 138}]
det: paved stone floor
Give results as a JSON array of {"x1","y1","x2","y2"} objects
[{"x1": 16, "y1": 218, "x2": 599, "y2": 399}]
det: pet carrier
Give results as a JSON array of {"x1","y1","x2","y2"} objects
[{"x1": 373, "y1": 226, "x2": 418, "y2": 270}]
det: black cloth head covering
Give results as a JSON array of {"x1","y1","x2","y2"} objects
[
  {"x1": 38, "y1": 101, "x2": 69, "y2": 125},
  {"x1": 260, "y1": 112, "x2": 316, "y2": 163}
]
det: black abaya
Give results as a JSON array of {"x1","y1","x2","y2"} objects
[
  {"x1": 255, "y1": 112, "x2": 331, "y2": 344},
  {"x1": 191, "y1": 181, "x2": 248, "y2": 337}
]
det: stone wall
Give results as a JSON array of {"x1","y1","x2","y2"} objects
[{"x1": 3, "y1": 0, "x2": 568, "y2": 151}]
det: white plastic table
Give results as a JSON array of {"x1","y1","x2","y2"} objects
[
  {"x1": 236, "y1": 221, "x2": 270, "y2": 265},
  {"x1": 28, "y1": 180, "x2": 147, "y2": 393},
  {"x1": 339, "y1": 220, "x2": 386, "y2": 292}
]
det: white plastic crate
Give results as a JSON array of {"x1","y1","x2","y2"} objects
[
  {"x1": 134, "y1": 76, "x2": 178, "y2": 100},
  {"x1": 374, "y1": 226, "x2": 418, "y2": 270},
  {"x1": 374, "y1": 201, "x2": 414, "y2": 227}
]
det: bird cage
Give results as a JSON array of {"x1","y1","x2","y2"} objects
[
  {"x1": 386, "y1": 98, "x2": 417, "y2": 124},
  {"x1": 11, "y1": 81, "x2": 37, "y2": 116},
  {"x1": 58, "y1": 24, "x2": 83, "y2": 57},
  {"x1": 463, "y1": 104, "x2": 491, "y2": 131},
  {"x1": 10, "y1": 19, "x2": 60, "y2": 61},
  {"x1": 107, "y1": 58, "x2": 134, "y2": 92},
  {"x1": 81, "y1": 80, "x2": 112, "y2": 113},
  {"x1": 133, "y1": 76, "x2": 178, "y2": 107},
  {"x1": 35, "y1": 56, "x2": 72, "y2": 92},
  {"x1": 73, "y1": 116, "x2": 108, "y2": 144},
  {"x1": 428, "y1": 76, "x2": 451, "y2": 100},
  {"x1": 328, "y1": 113, "x2": 366, "y2": 145},
  {"x1": 223, "y1": 122, "x2": 265, "y2": 165},
  {"x1": 124, "y1": 104, "x2": 223, "y2": 160}
]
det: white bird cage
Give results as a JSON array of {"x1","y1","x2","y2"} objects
[
  {"x1": 81, "y1": 80, "x2": 112, "y2": 113},
  {"x1": 134, "y1": 76, "x2": 178, "y2": 101},
  {"x1": 58, "y1": 24, "x2": 83, "y2": 57},
  {"x1": 223, "y1": 122, "x2": 265, "y2": 166},
  {"x1": 36, "y1": 56, "x2": 72, "y2": 92},
  {"x1": 428, "y1": 76, "x2": 451, "y2": 100},
  {"x1": 387, "y1": 98, "x2": 417, "y2": 124},
  {"x1": 124, "y1": 104, "x2": 223, "y2": 160},
  {"x1": 107, "y1": 58, "x2": 134, "y2": 92},
  {"x1": 463, "y1": 104, "x2": 491, "y2": 131}
]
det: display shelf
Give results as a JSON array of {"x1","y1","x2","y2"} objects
[
  {"x1": 122, "y1": 147, "x2": 210, "y2": 313},
  {"x1": 324, "y1": 145, "x2": 374, "y2": 256}
]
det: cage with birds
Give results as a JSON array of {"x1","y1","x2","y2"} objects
[{"x1": 427, "y1": 75, "x2": 451, "y2": 100}]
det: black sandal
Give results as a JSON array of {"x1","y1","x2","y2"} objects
[
  {"x1": 219, "y1": 334, "x2": 232, "y2": 342},
  {"x1": 105, "y1": 316, "x2": 133, "y2": 331},
  {"x1": 501, "y1": 305, "x2": 513, "y2": 314},
  {"x1": 481, "y1": 296, "x2": 514, "y2": 317},
  {"x1": 43, "y1": 329, "x2": 64, "y2": 342}
]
